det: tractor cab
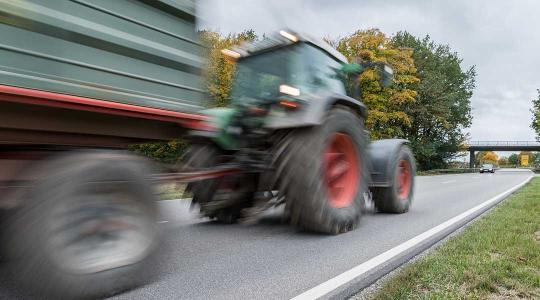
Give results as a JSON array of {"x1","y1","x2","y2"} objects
[
  {"x1": 224, "y1": 30, "x2": 394, "y2": 110},
  {"x1": 224, "y1": 30, "x2": 348, "y2": 111}
]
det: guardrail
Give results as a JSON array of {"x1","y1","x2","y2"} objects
[
  {"x1": 418, "y1": 168, "x2": 480, "y2": 175},
  {"x1": 467, "y1": 141, "x2": 540, "y2": 147}
]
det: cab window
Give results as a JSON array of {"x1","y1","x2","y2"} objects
[{"x1": 300, "y1": 45, "x2": 345, "y2": 94}]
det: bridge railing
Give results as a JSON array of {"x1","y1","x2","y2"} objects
[{"x1": 467, "y1": 141, "x2": 540, "y2": 147}]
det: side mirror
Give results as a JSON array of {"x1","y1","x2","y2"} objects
[
  {"x1": 340, "y1": 60, "x2": 394, "y2": 87},
  {"x1": 379, "y1": 64, "x2": 394, "y2": 87}
]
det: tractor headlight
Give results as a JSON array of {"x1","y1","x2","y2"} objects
[{"x1": 279, "y1": 30, "x2": 298, "y2": 42}]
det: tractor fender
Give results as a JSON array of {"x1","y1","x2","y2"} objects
[
  {"x1": 368, "y1": 139, "x2": 409, "y2": 187},
  {"x1": 329, "y1": 95, "x2": 368, "y2": 119},
  {"x1": 265, "y1": 92, "x2": 367, "y2": 129},
  {"x1": 188, "y1": 107, "x2": 239, "y2": 150}
]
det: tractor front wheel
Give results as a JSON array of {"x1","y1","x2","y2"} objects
[{"x1": 184, "y1": 144, "x2": 256, "y2": 223}]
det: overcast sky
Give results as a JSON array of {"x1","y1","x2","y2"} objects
[{"x1": 197, "y1": 0, "x2": 540, "y2": 143}]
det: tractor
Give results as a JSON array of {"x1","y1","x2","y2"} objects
[{"x1": 184, "y1": 30, "x2": 415, "y2": 234}]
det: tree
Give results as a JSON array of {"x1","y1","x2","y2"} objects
[
  {"x1": 508, "y1": 153, "x2": 519, "y2": 166},
  {"x1": 498, "y1": 156, "x2": 508, "y2": 166},
  {"x1": 335, "y1": 29, "x2": 419, "y2": 140},
  {"x1": 391, "y1": 32, "x2": 476, "y2": 170},
  {"x1": 199, "y1": 30, "x2": 258, "y2": 107},
  {"x1": 483, "y1": 151, "x2": 499, "y2": 163},
  {"x1": 129, "y1": 139, "x2": 188, "y2": 164},
  {"x1": 475, "y1": 151, "x2": 498, "y2": 165},
  {"x1": 531, "y1": 152, "x2": 540, "y2": 166},
  {"x1": 530, "y1": 90, "x2": 540, "y2": 141}
]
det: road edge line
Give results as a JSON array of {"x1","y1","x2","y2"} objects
[{"x1": 290, "y1": 173, "x2": 534, "y2": 300}]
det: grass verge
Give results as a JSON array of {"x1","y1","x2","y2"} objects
[{"x1": 372, "y1": 178, "x2": 540, "y2": 299}]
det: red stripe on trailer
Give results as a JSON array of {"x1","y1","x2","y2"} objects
[{"x1": 0, "y1": 85, "x2": 210, "y2": 129}]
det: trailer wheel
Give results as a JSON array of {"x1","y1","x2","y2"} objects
[
  {"x1": 184, "y1": 145, "x2": 256, "y2": 223},
  {"x1": 275, "y1": 107, "x2": 368, "y2": 234},
  {"x1": 6, "y1": 151, "x2": 160, "y2": 299},
  {"x1": 372, "y1": 145, "x2": 416, "y2": 213}
]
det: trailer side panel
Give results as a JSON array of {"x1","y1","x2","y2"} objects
[{"x1": 0, "y1": 0, "x2": 205, "y2": 112}]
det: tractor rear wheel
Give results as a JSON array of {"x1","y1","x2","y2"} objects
[
  {"x1": 274, "y1": 107, "x2": 368, "y2": 234},
  {"x1": 372, "y1": 145, "x2": 415, "y2": 213},
  {"x1": 184, "y1": 144, "x2": 256, "y2": 223}
]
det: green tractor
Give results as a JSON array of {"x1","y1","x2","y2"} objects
[{"x1": 184, "y1": 30, "x2": 415, "y2": 234}]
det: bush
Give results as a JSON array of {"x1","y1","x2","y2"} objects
[
  {"x1": 418, "y1": 168, "x2": 479, "y2": 175},
  {"x1": 129, "y1": 139, "x2": 188, "y2": 164}
]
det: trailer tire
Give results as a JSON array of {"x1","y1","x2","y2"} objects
[
  {"x1": 184, "y1": 145, "x2": 256, "y2": 223},
  {"x1": 372, "y1": 145, "x2": 415, "y2": 213},
  {"x1": 275, "y1": 107, "x2": 368, "y2": 234},
  {"x1": 5, "y1": 151, "x2": 160, "y2": 299}
]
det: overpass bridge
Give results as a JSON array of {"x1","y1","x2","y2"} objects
[{"x1": 466, "y1": 141, "x2": 540, "y2": 167}]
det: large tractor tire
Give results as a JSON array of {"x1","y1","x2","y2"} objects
[
  {"x1": 372, "y1": 145, "x2": 415, "y2": 213},
  {"x1": 5, "y1": 151, "x2": 160, "y2": 299},
  {"x1": 274, "y1": 107, "x2": 368, "y2": 234},
  {"x1": 184, "y1": 144, "x2": 256, "y2": 223}
]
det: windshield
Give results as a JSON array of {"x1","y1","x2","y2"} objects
[
  {"x1": 231, "y1": 46, "x2": 298, "y2": 104},
  {"x1": 482, "y1": 164, "x2": 493, "y2": 168}
]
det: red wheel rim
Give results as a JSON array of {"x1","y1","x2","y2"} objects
[
  {"x1": 397, "y1": 160, "x2": 412, "y2": 199},
  {"x1": 324, "y1": 133, "x2": 359, "y2": 208}
]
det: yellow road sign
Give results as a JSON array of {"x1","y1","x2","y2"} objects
[{"x1": 521, "y1": 155, "x2": 529, "y2": 166}]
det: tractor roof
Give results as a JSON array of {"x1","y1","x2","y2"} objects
[{"x1": 231, "y1": 30, "x2": 348, "y2": 64}]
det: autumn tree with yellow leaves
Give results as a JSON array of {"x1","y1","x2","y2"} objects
[
  {"x1": 483, "y1": 151, "x2": 499, "y2": 163},
  {"x1": 334, "y1": 29, "x2": 419, "y2": 139},
  {"x1": 475, "y1": 151, "x2": 499, "y2": 165},
  {"x1": 199, "y1": 30, "x2": 257, "y2": 107}
]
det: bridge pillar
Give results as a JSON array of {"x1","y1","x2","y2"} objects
[{"x1": 469, "y1": 151, "x2": 475, "y2": 168}]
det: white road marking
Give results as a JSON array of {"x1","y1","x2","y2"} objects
[
  {"x1": 441, "y1": 180, "x2": 456, "y2": 184},
  {"x1": 157, "y1": 220, "x2": 169, "y2": 224},
  {"x1": 290, "y1": 173, "x2": 533, "y2": 300}
]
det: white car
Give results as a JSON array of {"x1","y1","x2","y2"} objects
[{"x1": 480, "y1": 163, "x2": 495, "y2": 173}]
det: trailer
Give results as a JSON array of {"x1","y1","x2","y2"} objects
[{"x1": 0, "y1": 0, "x2": 206, "y2": 298}]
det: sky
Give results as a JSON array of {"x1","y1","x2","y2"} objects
[{"x1": 197, "y1": 0, "x2": 540, "y2": 143}]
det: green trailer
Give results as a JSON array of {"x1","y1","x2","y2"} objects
[
  {"x1": 0, "y1": 0, "x2": 204, "y2": 112},
  {"x1": 0, "y1": 1, "x2": 207, "y2": 298},
  {"x1": 0, "y1": 0, "x2": 209, "y2": 146}
]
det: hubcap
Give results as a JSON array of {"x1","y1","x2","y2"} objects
[
  {"x1": 397, "y1": 160, "x2": 412, "y2": 199},
  {"x1": 324, "y1": 133, "x2": 360, "y2": 208}
]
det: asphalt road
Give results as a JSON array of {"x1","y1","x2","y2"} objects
[
  {"x1": 0, "y1": 169, "x2": 532, "y2": 299},
  {"x1": 116, "y1": 169, "x2": 532, "y2": 300}
]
